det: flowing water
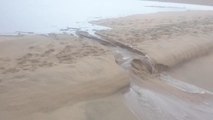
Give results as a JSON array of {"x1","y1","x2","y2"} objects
[
  {"x1": 78, "y1": 28, "x2": 213, "y2": 119},
  {"x1": 111, "y1": 39, "x2": 213, "y2": 120},
  {"x1": 1, "y1": 0, "x2": 213, "y2": 119}
]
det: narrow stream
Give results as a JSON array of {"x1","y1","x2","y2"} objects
[
  {"x1": 78, "y1": 32, "x2": 213, "y2": 120},
  {"x1": 1, "y1": 0, "x2": 213, "y2": 119}
]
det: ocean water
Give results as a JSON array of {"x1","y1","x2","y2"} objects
[{"x1": 0, "y1": 0, "x2": 213, "y2": 35}]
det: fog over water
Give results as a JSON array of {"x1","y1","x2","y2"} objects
[{"x1": 0, "y1": 0, "x2": 213, "y2": 35}]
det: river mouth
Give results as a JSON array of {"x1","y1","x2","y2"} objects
[
  {"x1": 113, "y1": 42, "x2": 213, "y2": 120},
  {"x1": 79, "y1": 25, "x2": 213, "y2": 119},
  {"x1": 1, "y1": 1, "x2": 213, "y2": 120}
]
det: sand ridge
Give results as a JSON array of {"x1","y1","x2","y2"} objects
[
  {"x1": 92, "y1": 11, "x2": 213, "y2": 120},
  {"x1": 1, "y1": 9, "x2": 213, "y2": 120},
  {"x1": 0, "y1": 35, "x2": 131, "y2": 120},
  {"x1": 95, "y1": 11, "x2": 213, "y2": 68}
]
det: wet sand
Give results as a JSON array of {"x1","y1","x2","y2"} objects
[
  {"x1": 152, "y1": 0, "x2": 213, "y2": 6},
  {"x1": 1, "y1": 7, "x2": 213, "y2": 120},
  {"x1": 94, "y1": 11, "x2": 213, "y2": 119},
  {"x1": 168, "y1": 51, "x2": 213, "y2": 92}
]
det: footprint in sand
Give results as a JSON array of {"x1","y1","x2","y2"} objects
[
  {"x1": 29, "y1": 46, "x2": 35, "y2": 50},
  {"x1": 0, "y1": 58, "x2": 11, "y2": 62},
  {"x1": 0, "y1": 67, "x2": 5, "y2": 70},
  {"x1": 40, "y1": 49, "x2": 55, "y2": 57},
  {"x1": 3, "y1": 68, "x2": 20, "y2": 74}
]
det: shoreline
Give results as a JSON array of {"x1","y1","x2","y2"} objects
[
  {"x1": 1, "y1": 0, "x2": 213, "y2": 36},
  {"x1": 93, "y1": 10, "x2": 213, "y2": 119},
  {"x1": 150, "y1": 0, "x2": 213, "y2": 6},
  {"x1": 1, "y1": 7, "x2": 213, "y2": 120}
]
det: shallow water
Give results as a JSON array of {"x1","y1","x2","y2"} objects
[
  {"x1": 83, "y1": 31, "x2": 213, "y2": 120},
  {"x1": 160, "y1": 73, "x2": 213, "y2": 94},
  {"x1": 1, "y1": 1, "x2": 213, "y2": 120},
  {"x1": 0, "y1": 0, "x2": 213, "y2": 35},
  {"x1": 125, "y1": 84, "x2": 213, "y2": 120}
]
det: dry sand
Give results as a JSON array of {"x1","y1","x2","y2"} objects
[
  {"x1": 1, "y1": 8, "x2": 213, "y2": 120},
  {"x1": 95, "y1": 11, "x2": 213, "y2": 68},
  {"x1": 96, "y1": 11, "x2": 213, "y2": 91},
  {"x1": 0, "y1": 35, "x2": 135, "y2": 120},
  {"x1": 94, "y1": 11, "x2": 213, "y2": 119}
]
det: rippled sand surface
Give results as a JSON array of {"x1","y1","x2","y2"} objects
[
  {"x1": 1, "y1": 5, "x2": 213, "y2": 120},
  {"x1": 95, "y1": 11, "x2": 213, "y2": 120},
  {"x1": 0, "y1": 35, "x2": 132, "y2": 120}
]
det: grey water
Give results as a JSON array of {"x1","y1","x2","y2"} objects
[{"x1": 0, "y1": 0, "x2": 213, "y2": 35}]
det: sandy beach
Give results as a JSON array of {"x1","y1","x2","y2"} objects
[
  {"x1": 94, "y1": 11, "x2": 213, "y2": 119},
  {"x1": 95, "y1": 11, "x2": 213, "y2": 91},
  {"x1": 152, "y1": 0, "x2": 213, "y2": 5},
  {"x1": 1, "y1": 1, "x2": 213, "y2": 120},
  {"x1": 0, "y1": 35, "x2": 134, "y2": 120}
]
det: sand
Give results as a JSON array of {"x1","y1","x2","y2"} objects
[
  {"x1": 0, "y1": 35, "x2": 135, "y2": 120},
  {"x1": 1, "y1": 6, "x2": 213, "y2": 120},
  {"x1": 168, "y1": 51, "x2": 213, "y2": 92},
  {"x1": 151, "y1": 0, "x2": 213, "y2": 6},
  {"x1": 95, "y1": 10, "x2": 213, "y2": 90},
  {"x1": 95, "y1": 11, "x2": 213, "y2": 67},
  {"x1": 93, "y1": 11, "x2": 213, "y2": 119}
]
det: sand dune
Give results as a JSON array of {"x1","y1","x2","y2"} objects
[
  {"x1": 0, "y1": 35, "x2": 131, "y2": 120},
  {"x1": 96, "y1": 11, "x2": 213, "y2": 69},
  {"x1": 1, "y1": 10, "x2": 213, "y2": 120},
  {"x1": 93, "y1": 11, "x2": 213, "y2": 120}
]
